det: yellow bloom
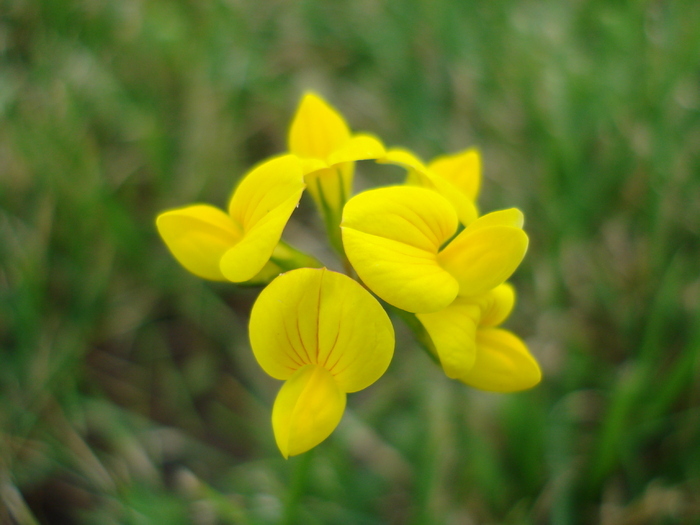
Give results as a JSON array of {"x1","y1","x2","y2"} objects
[
  {"x1": 417, "y1": 284, "x2": 541, "y2": 392},
  {"x1": 379, "y1": 147, "x2": 481, "y2": 226},
  {"x1": 156, "y1": 155, "x2": 305, "y2": 283},
  {"x1": 289, "y1": 92, "x2": 386, "y2": 213},
  {"x1": 249, "y1": 268, "x2": 394, "y2": 458},
  {"x1": 341, "y1": 185, "x2": 528, "y2": 313},
  {"x1": 288, "y1": 93, "x2": 385, "y2": 254}
]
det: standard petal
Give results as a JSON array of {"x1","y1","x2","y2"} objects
[
  {"x1": 272, "y1": 364, "x2": 346, "y2": 458},
  {"x1": 478, "y1": 283, "x2": 516, "y2": 327},
  {"x1": 428, "y1": 148, "x2": 481, "y2": 201},
  {"x1": 313, "y1": 269, "x2": 394, "y2": 393},
  {"x1": 249, "y1": 268, "x2": 394, "y2": 391},
  {"x1": 416, "y1": 299, "x2": 481, "y2": 379},
  {"x1": 326, "y1": 134, "x2": 386, "y2": 166},
  {"x1": 459, "y1": 328, "x2": 541, "y2": 392},
  {"x1": 288, "y1": 92, "x2": 351, "y2": 162},
  {"x1": 380, "y1": 148, "x2": 478, "y2": 226},
  {"x1": 156, "y1": 205, "x2": 242, "y2": 281},
  {"x1": 342, "y1": 228, "x2": 459, "y2": 313},
  {"x1": 342, "y1": 186, "x2": 458, "y2": 252},
  {"x1": 249, "y1": 268, "x2": 324, "y2": 379},
  {"x1": 438, "y1": 225, "x2": 528, "y2": 297}
]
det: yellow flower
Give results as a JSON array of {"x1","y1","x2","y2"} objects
[
  {"x1": 341, "y1": 185, "x2": 528, "y2": 313},
  {"x1": 156, "y1": 155, "x2": 305, "y2": 283},
  {"x1": 289, "y1": 92, "x2": 386, "y2": 212},
  {"x1": 288, "y1": 92, "x2": 386, "y2": 254},
  {"x1": 249, "y1": 268, "x2": 394, "y2": 458},
  {"x1": 417, "y1": 283, "x2": 541, "y2": 392},
  {"x1": 379, "y1": 148, "x2": 481, "y2": 226}
]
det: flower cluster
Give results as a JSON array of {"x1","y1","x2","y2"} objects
[{"x1": 156, "y1": 93, "x2": 541, "y2": 458}]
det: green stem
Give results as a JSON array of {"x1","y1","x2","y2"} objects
[
  {"x1": 282, "y1": 450, "x2": 313, "y2": 525},
  {"x1": 388, "y1": 306, "x2": 440, "y2": 365}
]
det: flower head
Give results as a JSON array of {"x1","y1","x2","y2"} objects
[
  {"x1": 417, "y1": 283, "x2": 541, "y2": 392},
  {"x1": 341, "y1": 185, "x2": 528, "y2": 313},
  {"x1": 289, "y1": 92, "x2": 386, "y2": 213},
  {"x1": 249, "y1": 268, "x2": 394, "y2": 457},
  {"x1": 288, "y1": 93, "x2": 386, "y2": 255},
  {"x1": 156, "y1": 155, "x2": 305, "y2": 283}
]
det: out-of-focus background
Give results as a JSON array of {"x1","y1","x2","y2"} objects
[{"x1": 2, "y1": 0, "x2": 700, "y2": 523}]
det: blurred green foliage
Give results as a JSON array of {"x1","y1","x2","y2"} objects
[{"x1": 2, "y1": 0, "x2": 700, "y2": 523}]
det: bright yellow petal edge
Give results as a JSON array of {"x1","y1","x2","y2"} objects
[
  {"x1": 249, "y1": 268, "x2": 394, "y2": 457},
  {"x1": 156, "y1": 155, "x2": 305, "y2": 283}
]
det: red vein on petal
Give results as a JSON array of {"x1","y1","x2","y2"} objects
[
  {"x1": 329, "y1": 353, "x2": 360, "y2": 378},
  {"x1": 283, "y1": 326, "x2": 305, "y2": 367},
  {"x1": 324, "y1": 327, "x2": 341, "y2": 369},
  {"x1": 296, "y1": 316, "x2": 312, "y2": 363}
]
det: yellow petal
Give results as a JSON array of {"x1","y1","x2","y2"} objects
[
  {"x1": 156, "y1": 205, "x2": 242, "y2": 281},
  {"x1": 380, "y1": 148, "x2": 478, "y2": 226},
  {"x1": 249, "y1": 268, "x2": 394, "y2": 392},
  {"x1": 342, "y1": 185, "x2": 458, "y2": 253},
  {"x1": 249, "y1": 268, "x2": 324, "y2": 379},
  {"x1": 288, "y1": 92, "x2": 351, "y2": 162},
  {"x1": 272, "y1": 364, "x2": 346, "y2": 458},
  {"x1": 438, "y1": 225, "x2": 528, "y2": 297},
  {"x1": 478, "y1": 283, "x2": 516, "y2": 327},
  {"x1": 459, "y1": 328, "x2": 541, "y2": 392},
  {"x1": 313, "y1": 269, "x2": 394, "y2": 393},
  {"x1": 428, "y1": 148, "x2": 481, "y2": 201},
  {"x1": 342, "y1": 229, "x2": 459, "y2": 313},
  {"x1": 221, "y1": 155, "x2": 305, "y2": 282},
  {"x1": 326, "y1": 134, "x2": 386, "y2": 166},
  {"x1": 342, "y1": 186, "x2": 460, "y2": 313},
  {"x1": 416, "y1": 299, "x2": 480, "y2": 379}
]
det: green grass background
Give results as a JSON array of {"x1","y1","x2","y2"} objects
[{"x1": 2, "y1": 0, "x2": 700, "y2": 523}]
